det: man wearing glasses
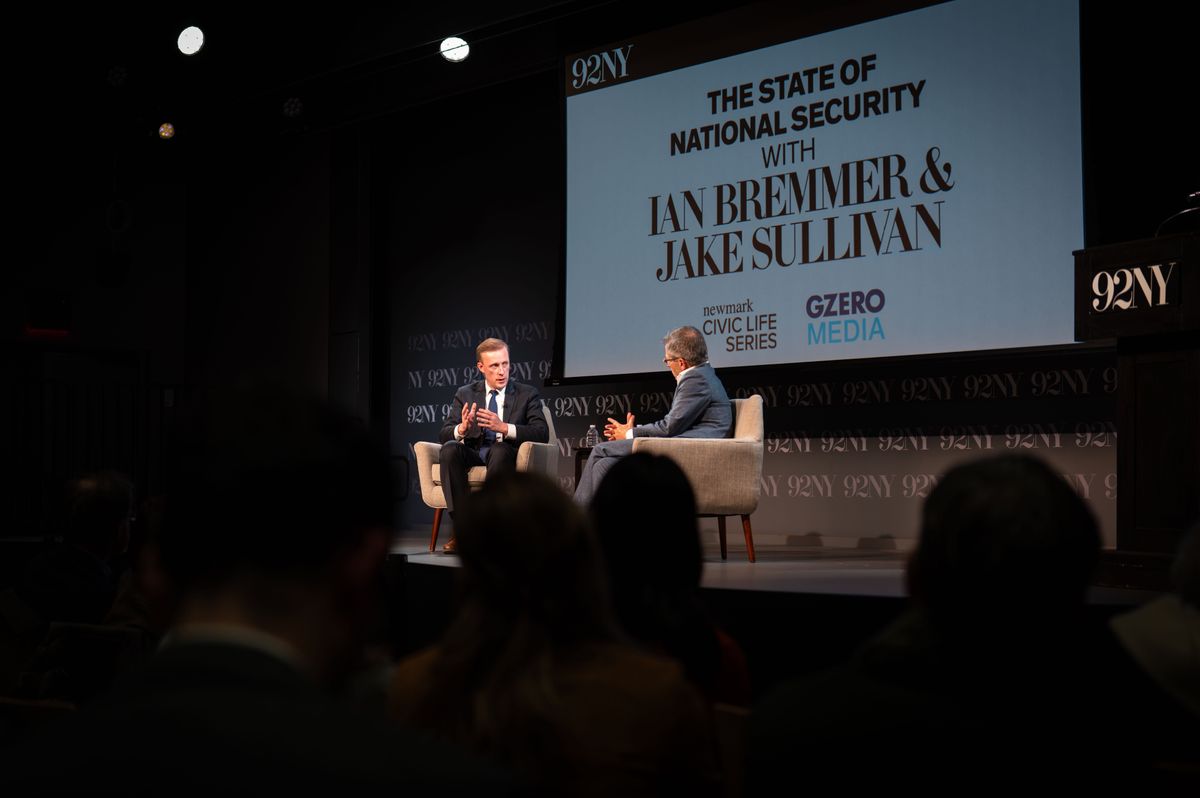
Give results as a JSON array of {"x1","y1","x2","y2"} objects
[{"x1": 574, "y1": 326, "x2": 732, "y2": 505}]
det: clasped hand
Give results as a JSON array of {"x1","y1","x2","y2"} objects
[
  {"x1": 604, "y1": 413, "x2": 635, "y2": 440},
  {"x1": 476, "y1": 407, "x2": 506, "y2": 433},
  {"x1": 459, "y1": 402, "x2": 506, "y2": 435}
]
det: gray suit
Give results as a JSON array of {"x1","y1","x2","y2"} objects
[{"x1": 574, "y1": 362, "x2": 732, "y2": 505}]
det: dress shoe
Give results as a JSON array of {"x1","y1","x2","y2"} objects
[{"x1": 442, "y1": 537, "x2": 458, "y2": 554}]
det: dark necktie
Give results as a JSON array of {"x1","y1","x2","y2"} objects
[{"x1": 480, "y1": 389, "x2": 499, "y2": 458}]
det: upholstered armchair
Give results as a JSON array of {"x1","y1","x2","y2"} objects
[
  {"x1": 632, "y1": 395, "x2": 764, "y2": 562},
  {"x1": 413, "y1": 404, "x2": 559, "y2": 552}
]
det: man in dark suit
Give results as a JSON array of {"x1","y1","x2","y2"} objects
[
  {"x1": 574, "y1": 326, "x2": 732, "y2": 506},
  {"x1": 438, "y1": 338, "x2": 548, "y2": 553}
]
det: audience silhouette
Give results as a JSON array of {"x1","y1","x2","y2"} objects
[
  {"x1": 748, "y1": 454, "x2": 1154, "y2": 789},
  {"x1": 589, "y1": 452, "x2": 750, "y2": 705},
  {"x1": 0, "y1": 471, "x2": 150, "y2": 704},
  {"x1": 9, "y1": 390, "x2": 515, "y2": 794},
  {"x1": 390, "y1": 470, "x2": 720, "y2": 797},
  {"x1": 5, "y1": 418, "x2": 1194, "y2": 793}
]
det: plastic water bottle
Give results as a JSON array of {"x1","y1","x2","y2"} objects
[{"x1": 585, "y1": 424, "x2": 599, "y2": 448}]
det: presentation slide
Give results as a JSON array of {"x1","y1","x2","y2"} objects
[{"x1": 563, "y1": 0, "x2": 1082, "y2": 378}]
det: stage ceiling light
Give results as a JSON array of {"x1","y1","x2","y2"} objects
[
  {"x1": 440, "y1": 37, "x2": 469, "y2": 63},
  {"x1": 178, "y1": 26, "x2": 205, "y2": 56},
  {"x1": 282, "y1": 97, "x2": 304, "y2": 118},
  {"x1": 158, "y1": 123, "x2": 176, "y2": 139}
]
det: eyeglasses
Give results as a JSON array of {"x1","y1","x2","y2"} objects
[{"x1": 663, "y1": 356, "x2": 681, "y2": 365}]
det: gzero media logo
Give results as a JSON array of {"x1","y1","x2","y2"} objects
[{"x1": 806, "y1": 289, "x2": 885, "y2": 344}]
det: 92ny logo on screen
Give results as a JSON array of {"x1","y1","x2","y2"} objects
[{"x1": 570, "y1": 45, "x2": 634, "y2": 89}]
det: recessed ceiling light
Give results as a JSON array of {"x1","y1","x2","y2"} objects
[
  {"x1": 440, "y1": 37, "x2": 469, "y2": 63},
  {"x1": 178, "y1": 26, "x2": 205, "y2": 56}
]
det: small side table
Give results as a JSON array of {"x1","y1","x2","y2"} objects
[{"x1": 574, "y1": 447, "x2": 593, "y2": 490}]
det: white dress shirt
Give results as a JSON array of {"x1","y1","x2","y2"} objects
[{"x1": 454, "y1": 384, "x2": 517, "y2": 442}]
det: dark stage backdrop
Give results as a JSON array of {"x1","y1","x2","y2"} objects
[
  {"x1": 382, "y1": 71, "x2": 1118, "y2": 550},
  {"x1": 8, "y1": 2, "x2": 1189, "y2": 552}
]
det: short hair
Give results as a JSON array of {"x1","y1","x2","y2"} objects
[
  {"x1": 416, "y1": 472, "x2": 618, "y2": 763},
  {"x1": 475, "y1": 338, "x2": 509, "y2": 363},
  {"x1": 591, "y1": 453, "x2": 702, "y2": 595},
  {"x1": 62, "y1": 470, "x2": 134, "y2": 549},
  {"x1": 452, "y1": 471, "x2": 613, "y2": 640},
  {"x1": 908, "y1": 454, "x2": 1100, "y2": 629},
  {"x1": 663, "y1": 326, "x2": 708, "y2": 366},
  {"x1": 161, "y1": 389, "x2": 394, "y2": 590},
  {"x1": 589, "y1": 454, "x2": 724, "y2": 692}
]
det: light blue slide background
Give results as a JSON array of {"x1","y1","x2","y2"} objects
[{"x1": 565, "y1": 0, "x2": 1082, "y2": 377}]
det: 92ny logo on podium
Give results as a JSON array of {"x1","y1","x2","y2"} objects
[{"x1": 1090, "y1": 261, "x2": 1178, "y2": 313}]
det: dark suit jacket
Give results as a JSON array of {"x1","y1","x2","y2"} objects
[
  {"x1": 633, "y1": 362, "x2": 732, "y2": 439},
  {"x1": 12, "y1": 641, "x2": 516, "y2": 794},
  {"x1": 439, "y1": 381, "x2": 548, "y2": 447}
]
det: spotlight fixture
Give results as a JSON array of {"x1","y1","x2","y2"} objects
[
  {"x1": 158, "y1": 123, "x2": 176, "y2": 139},
  {"x1": 107, "y1": 66, "x2": 128, "y2": 88},
  {"x1": 439, "y1": 36, "x2": 469, "y2": 63},
  {"x1": 282, "y1": 97, "x2": 304, "y2": 119},
  {"x1": 177, "y1": 26, "x2": 205, "y2": 56}
]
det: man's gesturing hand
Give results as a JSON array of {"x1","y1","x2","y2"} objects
[{"x1": 457, "y1": 402, "x2": 478, "y2": 436}]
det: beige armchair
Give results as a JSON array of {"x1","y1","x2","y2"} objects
[
  {"x1": 632, "y1": 395, "x2": 763, "y2": 562},
  {"x1": 413, "y1": 404, "x2": 559, "y2": 552}
]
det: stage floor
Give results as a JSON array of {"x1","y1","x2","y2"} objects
[{"x1": 390, "y1": 529, "x2": 1154, "y2": 605}]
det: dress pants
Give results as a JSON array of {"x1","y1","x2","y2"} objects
[
  {"x1": 573, "y1": 439, "x2": 635, "y2": 507},
  {"x1": 439, "y1": 439, "x2": 518, "y2": 513}
]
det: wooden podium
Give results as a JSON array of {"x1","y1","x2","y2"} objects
[{"x1": 1074, "y1": 232, "x2": 1199, "y2": 562}]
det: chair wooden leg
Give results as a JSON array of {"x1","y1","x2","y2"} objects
[
  {"x1": 742, "y1": 514, "x2": 756, "y2": 563},
  {"x1": 429, "y1": 508, "x2": 443, "y2": 553},
  {"x1": 717, "y1": 516, "x2": 728, "y2": 560}
]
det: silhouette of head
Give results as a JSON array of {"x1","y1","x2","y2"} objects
[
  {"x1": 908, "y1": 454, "x2": 1099, "y2": 633},
  {"x1": 590, "y1": 452, "x2": 702, "y2": 601},
  {"x1": 62, "y1": 470, "x2": 134, "y2": 559},
  {"x1": 454, "y1": 470, "x2": 612, "y2": 640},
  {"x1": 161, "y1": 390, "x2": 394, "y2": 593},
  {"x1": 1172, "y1": 521, "x2": 1200, "y2": 608}
]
